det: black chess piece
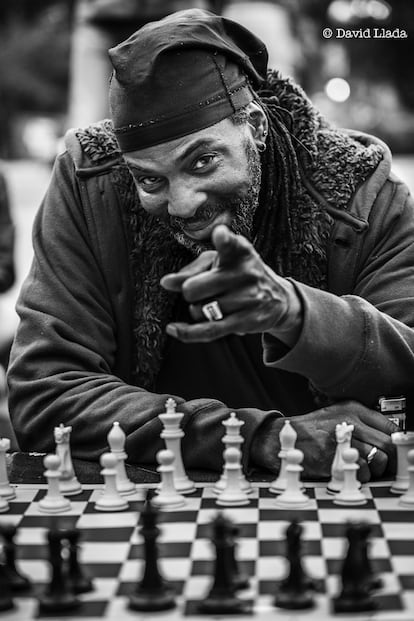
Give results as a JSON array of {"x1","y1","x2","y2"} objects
[
  {"x1": 0, "y1": 523, "x2": 31, "y2": 591},
  {"x1": 228, "y1": 520, "x2": 250, "y2": 590},
  {"x1": 333, "y1": 522, "x2": 377, "y2": 613},
  {"x1": 274, "y1": 520, "x2": 315, "y2": 610},
  {"x1": 38, "y1": 529, "x2": 81, "y2": 612},
  {"x1": 198, "y1": 513, "x2": 251, "y2": 614},
  {"x1": 358, "y1": 522, "x2": 383, "y2": 590},
  {"x1": 65, "y1": 528, "x2": 94, "y2": 594},
  {"x1": 128, "y1": 496, "x2": 176, "y2": 611},
  {"x1": 0, "y1": 564, "x2": 14, "y2": 612}
]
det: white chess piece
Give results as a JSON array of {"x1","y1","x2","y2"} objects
[
  {"x1": 333, "y1": 448, "x2": 367, "y2": 506},
  {"x1": 327, "y1": 422, "x2": 356, "y2": 494},
  {"x1": 95, "y1": 453, "x2": 129, "y2": 511},
  {"x1": 213, "y1": 412, "x2": 252, "y2": 496},
  {"x1": 269, "y1": 420, "x2": 297, "y2": 494},
  {"x1": 54, "y1": 424, "x2": 82, "y2": 495},
  {"x1": 39, "y1": 454, "x2": 72, "y2": 513},
  {"x1": 0, "y1": 494, "x2": 8, "y2": 513},
  {"x1": 399, "y1": 449, "x2": 414, "y2": 506},
  {"x1": 391, "y1": 431, "x2": 414, "y2": 493},
  {"x1": 274, "y1": 448, "x2": 310, "y2": 508},
  {"x1": 216, "y1": 447, "x2": 250, "y2": 507},
  {"x1": 152, "y1": 449, "x2": 186, "y2": 510},
  {"x1": 107, "y1": 422, "x2": 136, "y2": 495},
  {"x1": 159, "y1": 399, "x2": 195, "y2": 494},
  {"x1": 0, "y1": 437, "x2": 16, "y2": 500}
]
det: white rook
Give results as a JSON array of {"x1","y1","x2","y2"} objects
[{"x1": 391, "y1": 431, "x2": 414, "y2": 494}]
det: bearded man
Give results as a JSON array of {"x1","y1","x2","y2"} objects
[{"x1": 8, "y1": 10, "x2": 414, "y2": 481}]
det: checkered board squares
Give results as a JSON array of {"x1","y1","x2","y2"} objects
[{"x1": 0, "y1": 483, "x2": 413, "y2": 620}]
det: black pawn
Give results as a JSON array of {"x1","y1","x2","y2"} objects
[
  {"x1": 223, "y1": 517, "x2": 250, "y2": 590},
  {"x1": 333, "y1": 522, "x2": 377, "y2": 613},
  {"x1": 0, "y1": 523, "x2": 31, "y2": 592},
  {"x1": 128, "y1": 496, "x2": 176, "y2": 611},
  {"x1": 358, "y1": 522, "x2": 383, "y2": 591},
  {"x1": 38, "y1": 530, "x2": 81, "y2": 613},
  {"x1": 198, "y1": 513, "x2": 250, "y2": 614},
  {"x1": 274, "y1": 520, "x2": 315, "y2": 610},
  {"x1": 0, "y1": 564, "x2": 14, "y2": 612},
  {"x1": 66, "y1": 529, "x2": 94, "y2": 594}
]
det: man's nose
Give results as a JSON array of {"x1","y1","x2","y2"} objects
[{"x1": 167, "y1": 181, "x2": 207, "y2": 218}]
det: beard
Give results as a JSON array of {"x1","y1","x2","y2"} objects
[{"x1": 164, "y1": 139, "x2": 262, "y2": 256}]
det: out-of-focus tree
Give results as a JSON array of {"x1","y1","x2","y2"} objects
[{"x1": 0, "y1": 1, "x2": 74, "y2": 157}]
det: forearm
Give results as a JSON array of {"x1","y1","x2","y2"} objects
[
  {"x1": 263, "y1": 280, "x2": 414, "y2": 407},
  {"x1": 9, "y1": 358, "x2": 275, "y2": 471},
  {"x1": 8, "y1": 304, "x2": 275, "y2": 470}
]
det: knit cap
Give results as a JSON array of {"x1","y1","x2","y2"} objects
[{"x1": 108, "y1": 8, "x2": 268, "y2": 151}]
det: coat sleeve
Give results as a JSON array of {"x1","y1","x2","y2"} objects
[
  {"x1": 0, "y1": 171, "x2": 15, "y2": 294},
  {"x1": 263, "y1": 177, "x2": 414, "y2": 410},
  {"x1": 7, "y1": 154, "x2": 274, "y2": 469}
]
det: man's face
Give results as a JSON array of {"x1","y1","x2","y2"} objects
[{"x1": 124, "y1": 116, "x2": 262, "y2": 253}]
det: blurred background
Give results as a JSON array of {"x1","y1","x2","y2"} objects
[{"x1": 0, "y1": 0, "x2": 413, "y2": 445}]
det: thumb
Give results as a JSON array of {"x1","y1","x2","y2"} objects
[{"x1": 212, "y1": 224, "x2": 254, "y2": 267}]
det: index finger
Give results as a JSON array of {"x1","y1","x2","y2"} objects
[
  {"x1": 212, "y1": 225, "x2": 255, "y2": 267},
  {"x1": 160, "y1": 250, "x2": 217, "y2": 292},
  {"x1": 357, "y1": 406, "x2": 400, "y2": 436}
]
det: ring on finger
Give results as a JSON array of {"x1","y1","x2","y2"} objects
[
  {"x1": 201, "y1": 300, "x2": 224, "y2": 322},
  {"x1": 367, "y1": 446, "x2": 378, "y2": 464}
]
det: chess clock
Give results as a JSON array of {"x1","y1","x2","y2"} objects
[{"x1": 377, "y1": 395, "x2": 406, "y2": 430}]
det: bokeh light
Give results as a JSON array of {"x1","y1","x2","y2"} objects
[{"x1": 325, "y1": 77, "x2": 351, "y2": 102}]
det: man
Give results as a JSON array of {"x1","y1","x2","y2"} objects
[
  {"x1": 0, "y1": 170, "x2": 15, "y2": 371},
  {"x1": 8, "y1": 10, "x2": 414, "y2": 481}
]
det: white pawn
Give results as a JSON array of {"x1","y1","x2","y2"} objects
[
  {"x1": 399, "y1": 449, "x2": 414, "y2": 506},
  {"x1": 0, "y1": 495, "x2": 8, "y2": 513},
  {"x1": 216, "y1": 447, "x2": 250, "y2": 507},
  {"x1": 0, "y1": 437, "x2": 16, "y2": 500},
  {"x1": 95, "y1": 453, "x2": 129, "y2": 511},
  {"x1": 107, "y1": 422, "x2": 136, "y2": 495},
  {"x1": 269, "y1": 420, "x2": 297, "y2": 494},
  {"x1": 152, "y1": 449, "x2": 186, "y2": 510},
  {"x1": 333, "y1": 448, "x2": 367, "y2": 506},
  {"x1": 39, "y1": 454, "x2": 71, "y2": 513},
  {"x1": 159, "y1": 399, "x2": 195, "y2": 494},
  {"x1": 275, "y1": 448, "x2": 310, "y2": 508}
]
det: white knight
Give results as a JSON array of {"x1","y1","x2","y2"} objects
[{"x1": 54, "y1": 423, "x2": 82, "y2": 495}]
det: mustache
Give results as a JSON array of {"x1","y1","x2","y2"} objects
[{"x1": 168, "y1": 201, "x2": 231, "y2": 232}]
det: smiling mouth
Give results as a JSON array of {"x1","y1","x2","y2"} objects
[
  {"x1": 181, "y1": 212, "x2": 231, "y2": 239},
  {"x1": 183, "y1": 215, "x2": 216, "y2": 232}
]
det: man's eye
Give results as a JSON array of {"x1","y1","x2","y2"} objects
[
  {"x1": 138, "y1": 176, "x2": 161, "y2": 188},
  {"x1": 192, "y1": 154, "x2": 217, "y2": 170}
]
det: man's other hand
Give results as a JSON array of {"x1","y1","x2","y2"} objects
[
  {"x1": 251, "y1": 401, "x2": 398, "y2": 482},
  {"x1": 161, "y1": 224, "x2": 303, "y2": 345}
]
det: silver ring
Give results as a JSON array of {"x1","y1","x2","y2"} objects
[
  {"x1": 201, "y1": 300, "x2": 223, "y2": 322},
  {"x1": 367, "y1": 446, "x2": 378, "y2": 464}
]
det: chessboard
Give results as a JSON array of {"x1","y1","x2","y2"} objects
[{"x1": 0, "y1": 482, "x2": 413, "y2": 621}]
